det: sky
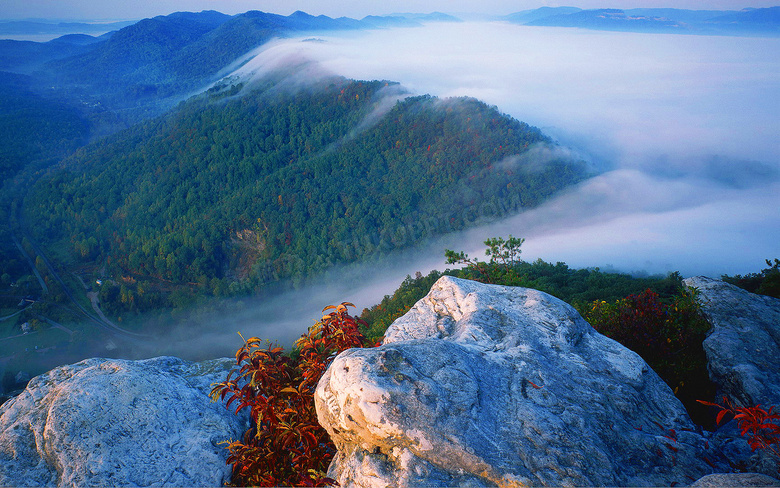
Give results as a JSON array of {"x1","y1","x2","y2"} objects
[{"x1": 1, "y1": 0, "x2": 779, "y2": 21}]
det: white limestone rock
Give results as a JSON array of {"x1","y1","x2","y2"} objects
[
  {"x1": 0, "y1": 356, "x2": 247, "y2": 487},
  {"x1": 683, "y1": 276, "x2": 780, "y2": 407},
  {"x1": 316, "y1": 276, "x2": 727, "y2": 487},
  {"x1": 683, "y1": 276, "x2": 780, "y2": 478}
]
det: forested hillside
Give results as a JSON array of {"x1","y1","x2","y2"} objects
[
  {"x1": 23, "y1": 76, "x2": 587, "y2": 310},
  {"x1": 33, "y1": 10, "x2": 415, "y2": 117},
  {"x1": 0, "y1": 72, "x2": 89, "y2": 182},
  {"x1": 47, "y1": 11, "x2": 231, "y2": 95}
]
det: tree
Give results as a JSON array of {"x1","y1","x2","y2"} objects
[
  {"x1": 722, "y1": 258, "x2": 780, "y2": 299},
  {"x1": 445, "y1": 235, "x2": 525, "y2": 284},
  {"x1": 484, "y1": 235, "x2": 525, "y2": 266}
]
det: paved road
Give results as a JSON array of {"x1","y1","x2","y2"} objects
[{"x1": 87, "y1": 292, "x2": 123, "y2": 331}]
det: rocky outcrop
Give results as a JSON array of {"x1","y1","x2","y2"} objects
[
  {"x1": 689, "y1": 473, "x2": 780, "y2": 487},
  {"x1": 3, "y1": 276, "x2": 776, "y2": 487},
  {"x1": 684, "y1": 276, "x2": 780, "y2": 479},
  {"x1": 316, "y1": 276, "x2": 728, "y2": 487},
  {"x1": 0, "y1": 356, "x2": 247, "y2": 487},
  {"x1": 683, "y1": 276, "x2": 780, "y2": 408}
]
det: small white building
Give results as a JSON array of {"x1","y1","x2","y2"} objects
[{"x1": 20, "y1": 322, "x2": 31, "y2": 334}]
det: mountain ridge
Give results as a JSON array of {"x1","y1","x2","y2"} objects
[
  {"x1": 505, "y1": 6, "x2": 780, "y2": 36},
  {"x1": 22, "y1": 76, "x2": 587, "y2": 305}
]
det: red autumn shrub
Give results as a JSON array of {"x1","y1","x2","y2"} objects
[
  {"x1": 699, "y1": 397, "x2": 780, "y2": 466},
  {"x1": 584, "y1": 288, "x2": 715, "y2": 427},
  {"x1": 210, "y1": 302, "x2": 374, "y2": 486}
]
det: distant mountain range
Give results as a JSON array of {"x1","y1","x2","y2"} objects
[
  {"x1": 3, "y1": 6, "x2": 778, "y2": 45},
  {"x1": 504, "y1": 6, "x2": 780, "y2": 36},
  {"x1": 0, "y1": 10, "x2": 464, "y2": 125},
  {"x1": 0, "y1": 5, "x2": 775, "y2": 187},
  {"x1": 0, "y1": 10, "x2": 461, "y2": 41},
  {"x1": 0, "y1": 5, "x2": 776, "y2": 142},
  {"x1": 0, "y1": 19, "x2": 136, "y2": 37}
]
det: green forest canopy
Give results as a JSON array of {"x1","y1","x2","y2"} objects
[{"x1": 23, "y1": 76, "x2": 588, "y2": 308}]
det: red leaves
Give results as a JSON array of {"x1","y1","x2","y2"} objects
[
  {"x1": 733, "y1": 404, "x2": 780, "y2": 453},
  {"x1": 662, "y1": 429, "x2": 678, "y2": 443},
  {"x1": 716, "y1": 408, "x2": 731, "y2": 427},
  {"x1": 697, "y1": 397, "x2": 780, "y2": 462},
  {"x1": 584, "y1": 287, "x2": 714, "y2": 425},
  {"x1": 210, "y1": 302, "x2": 375, "y2": 486}
]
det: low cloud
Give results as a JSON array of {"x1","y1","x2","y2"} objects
[
  {"x1": 495, "y1": 142, "x2": 592, "y2": 174},
  {"x1": 217, "y1": 22, "x2": 778, "y2": 279},
  {"x1": 458, "y1": 171, "x2": 780, "y2": 277},
  {"x1": 135, "y1": 21, "x2": 779, "y2": 356}
]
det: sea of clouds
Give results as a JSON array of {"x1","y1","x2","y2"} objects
[
  {"x1": 152, "y1": 21, "x2": 780, "y2": 357},
  {"x1": 229, "y1": 22, "x2": 779, "y2": 275}
]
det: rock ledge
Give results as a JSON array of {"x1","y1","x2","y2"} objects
[
  {"x1": 0, "y1": 356, "x2": 246, "y2": 487},
  {"x1": 316, "y1": 276, "x2": 727, "y2": 487}
]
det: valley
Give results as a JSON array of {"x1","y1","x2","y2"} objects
[
  {"x1": 0, "y1": 10, "x2": 590, "y2": 388},
  {"x1": 0, "y1": 6, "x2": 778, "y2": 397}
]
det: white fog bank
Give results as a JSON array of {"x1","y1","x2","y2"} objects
[
  {"x1": 226, "y1": 22, "x2": 779, "y2": 279},
  {"x1": 121, "y1": 20, "x2": 780, "y2": 360}
]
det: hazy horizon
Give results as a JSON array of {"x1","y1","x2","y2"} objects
[{"x1": 1, "y1": 1, "x2": 779, "y2": 23}]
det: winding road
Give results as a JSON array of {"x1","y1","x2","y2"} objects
[{"x1": 12, "y1": 210, "x2": 147, "y2": 339}]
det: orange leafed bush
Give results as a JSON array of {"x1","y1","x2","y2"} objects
[{"x1": 210, "y1": 302, "x2": 375, "y2": 486}]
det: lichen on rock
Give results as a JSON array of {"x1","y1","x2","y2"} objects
[
  {"x1": 0, "y1": 356, "x2": 247, "y2": 487},
  {"x1": 316, "y1": 276, "x2": 728, "y2": 487}
]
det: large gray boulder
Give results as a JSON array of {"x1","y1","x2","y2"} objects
[
  {"x1": 683, "y1": 276, "x2": 780, "y2": 479},
  {"x1": 0, "y1": 356, "x2": 247, "y2": 487},
  {"x1": 316, "y1": 276, "x2": 727, "y2": 487},
  {"x1": 683, "y1": 276, "x2": 780, "y2": 407}
]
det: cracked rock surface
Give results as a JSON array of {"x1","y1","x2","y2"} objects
[
  {"x1": 316, "y1": 276, "x2": 729, "y2": 487},
  {"x1": 684, "y1": 276, "x2": 780, "y2": 408},
  {"x1": 0, "y1": 356, "x2": 246, "y2": 487},
  {"x1": 684, "y1": 276, "x2": 780, "y2": 479}
]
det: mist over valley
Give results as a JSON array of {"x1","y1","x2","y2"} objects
[
  {"x1": 225, "y1": 21, "x2": 779, "y2": 274},
  {"x1": 0, "y1": 7, "x2": 778, "y2": 387}
]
